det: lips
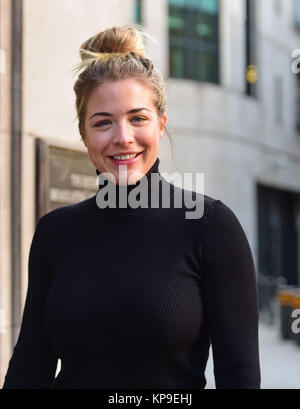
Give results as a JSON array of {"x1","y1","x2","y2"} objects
[
  {"x1": 108, "y1": 151, "x2": 143, "y2": 158},
  {"x1": 108, "y1": 151, "x2": 143, "y2": 166}
]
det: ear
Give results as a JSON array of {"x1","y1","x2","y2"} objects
[{"x1": 159, "y1": 113, "x2": 167, "y2": 139}]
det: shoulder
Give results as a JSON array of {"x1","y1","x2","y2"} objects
[
  {"x1": 202, "y1": 198, "x2": 246, "y2": 238},
  {"x1": 169, "y1": 178, "x2": 225, "y2": 223},
  {"x1": 28, "y1": 196, "x2": 97, "y2": 265},
  {"x1": 36, "y1": 195, "x2": 96, "y2": 234},
  {"x1": 201, "y1": 198, "x2": 254, "y2": 269}
]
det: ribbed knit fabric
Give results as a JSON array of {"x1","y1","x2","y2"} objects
[{"x1": 3, "y1": 158, "x2": 261, "y2": 389}]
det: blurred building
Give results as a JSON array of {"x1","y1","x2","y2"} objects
[{"x1": 1, "y1": 0, "x2": 300, "y2": 386}]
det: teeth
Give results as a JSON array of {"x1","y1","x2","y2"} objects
[{"x1": 113, "y1": 153, "x2": 138, "y2": 160}]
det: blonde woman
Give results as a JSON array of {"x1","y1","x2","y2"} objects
[{"x1": 3, "y1": 25, "x2": 261, "y2": 389}]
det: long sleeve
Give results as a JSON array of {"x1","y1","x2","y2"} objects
[
  {"x1": 3, "y1": 216, "x2": 57, "y2": 389},
  {"x1": 202, "y1": 200, "x2": 261, "y2": 389}
]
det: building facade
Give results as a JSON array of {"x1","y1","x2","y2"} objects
[{"x1": 1, "y1": 0, "x2": 300, "y2": 386}]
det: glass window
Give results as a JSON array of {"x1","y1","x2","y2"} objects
[
  {"x1": 187, "y1": 0, "x2": 218, "y2": 14},
  {"x1": 135, "y1": 0, "x2": 142, "y2": 24},
  {"x1": 169, "y1": 0, "x2": 185, "y2": 6},
  {"x1": 196, "y1": 51, "x2": 218, "y2": 82},
  {"x1": 194, "y1": 10, "x2": 218, "y2": 43},
  {"x1": 168, "y1": 0, "x2": 219, "y2": 83},
  {"x1": 168, "y1": 7, "x2": 186, "y2": 37},
  {"x1": 169, "y1": 47, "x2": 185, "y2": 77}
]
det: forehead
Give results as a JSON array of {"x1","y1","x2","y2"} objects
[{"x1": 86, "y1": 79, "x2": 156, "y2": 114}]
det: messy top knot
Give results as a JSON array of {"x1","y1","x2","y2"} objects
[
  {"x1": 79, "y1": 25, "x2": 147, "y2": 61},
  {"x1": 73, "y1": 24, "x2": 173, "y2": 158}
]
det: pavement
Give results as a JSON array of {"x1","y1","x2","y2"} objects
[{"x1": 204, "y1": 320, "x2": 300, "y2": 389}]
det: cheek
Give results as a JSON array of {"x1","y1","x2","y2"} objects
[
  {"x1": 139, "y1": 126, "x2": 161, "y2": 147},
  {"x1": 85, "y1": 132, "x2": 107, "y2": 152}
]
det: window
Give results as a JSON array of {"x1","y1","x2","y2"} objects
[
  {"x1": 168, "y1": 0, "x2": 219, "y2": 84},
  {"x1": 295, "y1": 0, "x2": 300, "y2": 30},
  {"x1": 135, "y1": 0, "x2": 142, "y2": 24}
]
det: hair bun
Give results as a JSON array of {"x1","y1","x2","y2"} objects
[{"x1": 79, "y1": 24, "x2": 149, "y2": 61}]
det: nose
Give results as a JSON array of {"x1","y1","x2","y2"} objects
[{"x1": 112, "y1": 121, "x2": 135, "y2": 145}]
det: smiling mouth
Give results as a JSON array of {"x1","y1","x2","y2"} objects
[
  {"x1": 108, "y1": 152, "x2": 143, "y2": 160},
  {"x1": 107, "y1": 152, "x2": 144, "y2": 166}
]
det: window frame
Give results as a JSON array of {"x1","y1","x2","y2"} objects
[{"x1": 168, "y1": 0, "x2": 220, "y2": 84}]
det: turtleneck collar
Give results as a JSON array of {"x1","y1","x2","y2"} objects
[{"x1": 95, "y1": 157, "x2": 162, "y2": 214}]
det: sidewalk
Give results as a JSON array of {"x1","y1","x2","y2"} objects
[{"x1": 204, "y1": 321, "x2": 300, "y2": 389}]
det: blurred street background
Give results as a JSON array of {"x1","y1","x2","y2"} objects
[
  {"x1": 205, "y1": 320, "x2": 300, "y2": 389},
  {"x1": 1, "y1": 0, "x2": 300, "y2": 388}
]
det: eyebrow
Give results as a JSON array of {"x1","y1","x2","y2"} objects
[{"x1": 89, "y1": 107, "x2": 151, "y2": 120}]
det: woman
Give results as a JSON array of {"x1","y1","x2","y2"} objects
[{"x1": 3, "y1": 25, "x2": 261, "y2": 389}]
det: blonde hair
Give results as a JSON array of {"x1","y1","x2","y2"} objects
[{"x1": 73, "y1": 24, "x2": 174, "y2": 160}]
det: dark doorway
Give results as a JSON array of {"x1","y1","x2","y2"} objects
[{"x1": 257, "y1": 184, "x2": 299, "y2": 286}]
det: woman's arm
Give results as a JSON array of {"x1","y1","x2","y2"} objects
[
  {"x1": 3, "y1": 216, "x2": 57, "y2": 389},
  {"x1": 202, "y1": 200, "x2": 261, "y2": 389}
]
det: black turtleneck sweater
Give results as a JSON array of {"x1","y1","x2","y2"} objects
[{"x1": 3, "y1": 158, "x2": 261, "y2": 389}]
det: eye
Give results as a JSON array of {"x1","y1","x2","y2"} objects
[
  {"x1": 94, "y1": 120, "x2": 111, "y2": 127},
  {"x1": 131, "y1": 116, "x2": 146, "y2": 123},
  {"x1": 93, "y1": 116, "x2": 146, "y2": 128}
]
